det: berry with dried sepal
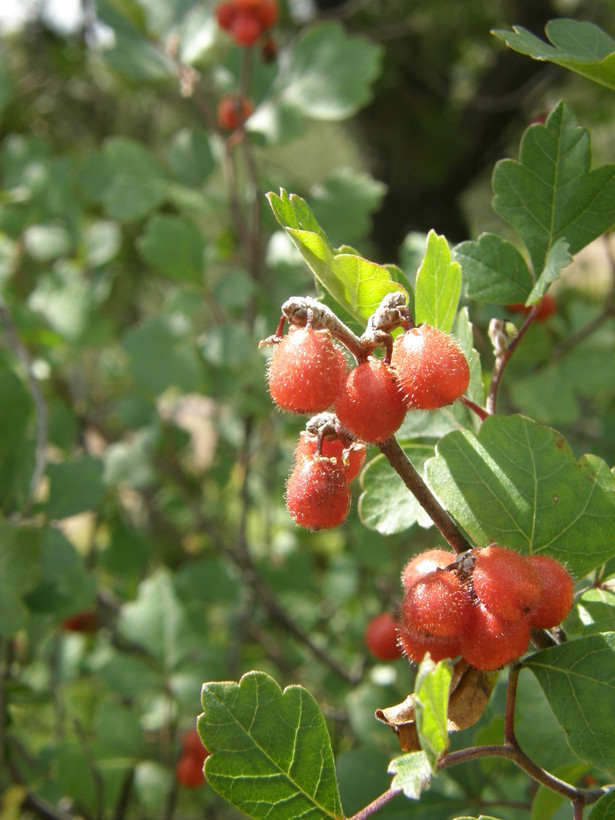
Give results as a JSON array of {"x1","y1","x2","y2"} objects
[
  {"x1": 391, "y1": 324, "x2": 470, "y2": 410},
  {"x1": 295, "y1": 430, "x2": 365, "y2": 482}
]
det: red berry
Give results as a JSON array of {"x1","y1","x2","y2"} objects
[
  {"x1": 181, "y1": 729, "x2": 210, "y2": 765},
  {"x1": 398, "y1": 624, "x2": 462, "y2": 664},
  {"x1": 61, "y1": 612, "x2": 98, "y2": 633},
  {"x1": 525, "y1": 554, "x2": 574, "y2": 628},
  {"x1": 472, "y1": 545, "x2": 541, "y2": 621},
  {"x1": 508, "y1": 293, "x2": 557, "y2": 321},
  {"x1": 334, "y1": 358, "x2": 406, "y2": 443},
  {"x1": 295, "y1": 431, "x2": 365, "y2": 482},
  {"x1": 391, "y1": 324, "x2": 470, "y2": 410},
  {"x1": 285, "y1": 456, "x2": 351, "y2": 530},
  {"x1": 230, "y1": 12, "x2": 262, "y2": 46},
  {"x1": 401, "y1": 548, "x2": 456, "y2": 590},
  {"x1": 402, "y1": 569, "x2": 472, "y2": 639},
  {"x1": 364, "y1": 613, "x2": 402, "y2": 661},
  {"x1": 217, "y1": 94, "x2": 254, "y2": 131},
  {"x1": 176, "y1": 753, "x2": 205, "y2": 788},
  {"x1": 461, "y1": 602, "x2": 531, "y2": 670},
  {"x1": 267, "y1": 326, "x2": 346, "y2": 414},
  {"x1": 215, "y1": 1, "x2": 236, "y2": 30},
  {"x1": 254, "y1": 0, "x2": 278, "y2": 28}
]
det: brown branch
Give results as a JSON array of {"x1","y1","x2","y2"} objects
[
  {"x1": 347, "y1": 787, "x2": 402, "y2": 819},
  {"x1": 377, "y1": 436, "x2": 472, "y2": 554}
]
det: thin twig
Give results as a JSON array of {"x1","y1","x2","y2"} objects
[
  {"x1": 377, "y1": 436, "x2": 472, "y2": 554},
  {"x1": 348, "y1": 787, "x2": 402, "y2": 819},
  {"x1": 0, "y1": 297, "x2": 48, "y2": 515}
]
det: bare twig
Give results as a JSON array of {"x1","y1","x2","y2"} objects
[{"x1": 348, "y1": 787, "x2": 402, "y2": 819}]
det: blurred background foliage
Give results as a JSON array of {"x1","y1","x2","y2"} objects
[{"x1": 1, "y1": 0, "x2": 615, "y2": 817}]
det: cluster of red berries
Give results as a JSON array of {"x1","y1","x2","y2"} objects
[
  {"x1": 262, "y1": 310, "x2": 470, "y2": 530},
  {"x1": 176, "y1": 728, "x2": 210, "y2": 789},
  {"x1": 398, "y1": 545, "x2": 573, "y2": 670},
  {"x1": 215, "y1": 0, "x2": 278, "y2": 47},
  {"x1": 217, "y1": 94, "x2": 254, "y2": 131}
]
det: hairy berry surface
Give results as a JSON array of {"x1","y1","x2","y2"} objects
[
  {"x1": 295, "y1": 431, "x2": 365, "y2": 482},
  {"x1": 268, "y1": 326, "x2": 346, "y2": 414},
  {"x1": 525, "y1": 554, "x2": 574, "y2": 628},
  {"x1": 472, "y1": 545, "x2": 541, "y2": 620},
  {"x1": 401, "y1": 548, "x2": 456, "y2": 590},
  {"x1": 334, "y1": 358, "x2": 406, "y2": 442},
  {"x1": 461, "y1": 603, "x2": 531, "y2": 670},
  {"x1": 391, "y1": 324, "x2": 470, "y2": 410},
  {"x1": 402, "y1": 569, "x2": 472, "y2": 638},
  {"x1": 285, "y1": 456, "x2": 350, "y2": 530}
]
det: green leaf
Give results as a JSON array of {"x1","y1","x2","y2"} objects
[
  {"x1": 388, "y1": 751, "x2": 432, "y2": 799},
  {"x1": 414, "y1": 658, "x2": 452, "y2": 771},
  {"x1": 267, "y1": 189, "x2": 407, "y2": 325},
  {"x1": 524, "y1": 633, "x2": 615, "y2": 771},
  {"x1": 136, "y1": 214, "x2": 204, "y2": 283},
  {"x1": 455, "y1": 233, "x2": 534, "y2": 304},
  {"x1": 279, "y1": 23, "x2": 383, "y2": 120},
  {"x1": 492, "y1": 100, "x2": 615, "y2": 276},
  {"x1": 359, "y1": 445, "x2": 434, "y2": 534},
  {"x1": 414, "y1": 231, "x2": 461, "y2": 332},
  {"x1": 0, "y1": 523, "x2": 42, "y2": 638},
  {"x1": 493, "y1": 19, "x2": 615, "y2": 91},
  {"x1": 166, "y1": 128, "x2": 215, "y2": 187},
  {"x1": 425, "y1": 414, "x2": 615, "y2": 577},
  {"x1": 309, "y1": 168, "x2": 387, "y2": 246},
  {"x1": 103, "y1": 32, "x2": 176, "y2": 82},
  {"x1": 119, "y1": 568, "x2": 205, "y2": 671},
  {"x1": 527, "y1": 237, "x2": 571, "y2": 303},
  {"x1": 565, "y1": 587, "x2": 615, "y2": 638},
  {"x1": 198, "y1": 671, "x2": 342, "y2": 819},
  {"x1": 589, "y1": 790, "x2": 615, "y2": 819},
  {"x1": 47, "y1": 456, "x2": 106, "y2": 519}
]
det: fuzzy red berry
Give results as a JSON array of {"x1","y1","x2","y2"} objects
[
  {"x1": 176, "y1": 753, "x2": 205, "y2": 788},
  {"x1": 295, "y1": 431, "x2": 365, "y2": 482},
  {"x1": 334, "y1": 358, "x2": 406, "y2": 443},
  {"x1": 398, "y1": 624, "x2": 462, "y2": 664},
  {"x1": 403, "y1": 569, "x2": 472, "y2": 639},
  {"x1": 508, "y1": 293, "x2": 557, "y2": 321},
  {"x1": 285, "y1": 456, "x2": 351, "y2": 530},
  {"x1": 391, "y1": 324, "x2": 470, "y2": 410},
  {"x1": 230, "y1": 12, "x2": 262, "y2": 45},
  {"x1": 217, "y1": 94, "x2": 254, "y2": 130},
  {"x1": 525, "y1": 554, "x2": 574, "y2": 628},
  {"x1": 472, "y1": 545, "x2": 541, "y2": 621},
  {"x1": 365, "y1": 613, "x2": 402, "y2": 661},
  {"x1": 460, "y1": 602, "x2": 531, "y2": 670},
  {"x1": 181, "y1": 729, "x2": 210, "y2": 765},
  {"x1": 401, "y1": 548, "x2": 456, "y2": 590},
  {"x1": 267, "y1": 326, "x2": 346, "y2": 414}
]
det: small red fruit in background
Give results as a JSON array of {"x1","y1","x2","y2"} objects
[
  {"x1": 391, "y1": 324, "x2": 470, "y2": 410},
  {"x1": 215, "y1": 0, "x2": 278, "y2": 47},
  {"x1": 176, "y1": 753, "x2": 205, "y2": 788},
  {"x1": 267, "y1": 326, "x2": 346, "y2": 414},
  {"x1": 229, "y1": 12, "x2": 262, "y2": 46},
  {"x1": 525, "y1": 554, "x2": 574, "y2": 628},
  {"x1": 507, "y1": 293, "x2": 557, "y2": 321},
  {"x1": 61, "y1": 611, "x2": 98, "y2": 633},
  {"x1": 295, "y1": 431, "x2": 365, "y2": 482},
  {"x1": 217, "y1": 94, "x2": 254, "y2": 131},
  {"x1": 401, "y1": 548, "x2": 456, "y2": 590},
  {"x1": 365, "y1": 613, "x2": 401, "y2": 661},
  {"x1": 181, "y1": 728, "x2": 210, "y2": 765},
  {"x1": 334, "y1": 358, "x2": 406, "y2": 443},
  {"x1": 460, "y1": 602, "x2": 531, "y2": 671},
  {"x1": 285, "y1": 456, "x2": 351, "y2": 530},
  {"x1": 472, "y1": 545, "x2": 541, "y2": 621}
]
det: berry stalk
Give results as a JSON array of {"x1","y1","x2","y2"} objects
[{"x1": 376, "y1": 436, "x2": 472, "y2": 554}]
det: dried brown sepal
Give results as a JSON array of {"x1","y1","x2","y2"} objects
[{"x1": 375, "y1": 659, "x2": 499, "y2": 752}]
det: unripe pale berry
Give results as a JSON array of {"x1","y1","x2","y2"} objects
[
  {"x1": 267, "y1": 326, "x2": 346, "y2": 414},
  {"x1": 472, "y1": 545, "x2": 541, "y2": 621},
  {"x1": 460, "y1": 602, "x2": 531, "y2": 670},
  {"x1": 401, "y1": 548, "x2": 456, "y2": 590},
  {"x1": 285, "y1": 456, "x2": 350, "y2": 530},
  {"x1": 295, "y1": 431, "x2": 365, "y2": 482},
  {"x1": 525, "y1": 554, "x2": 574, "y2": 628},
  {"x1": 364, "y1": 613, "x2": 402, "y2": 661},
  {"x1": 334, "y1": 358, "x2": 406, "y2": 443},
  {"x1": 391, "y1": 324, "x2": 470, "y2": 410}
]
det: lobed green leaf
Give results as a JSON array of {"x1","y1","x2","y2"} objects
[
  {"x1": 524, "y1": 633, "x2": 615, "y2": 771},
  {"x1": 414, "y1": 231, "x2": 461, "y2": 332},
  {"x1": 425, "y1": 414, "x2": 615, "y2": 576},
  {"x1": 267, "y1": 189, "x2": 407, "y2": 325},
  {"x1": 198, "y1": 671, "x2": 342, "y2": 819},
  {"x1": 492, "y1": 101, "x2": 615, "y2": 277},
  {"x1": 455, "y1": 233, "x2": 534, "y2": 304},
  {"x1": 493, "y1": 19, "x2": 615, "y2": 91},
  {"x1": 388, "y1": 751, "x2": 432, "y2": 799}
]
